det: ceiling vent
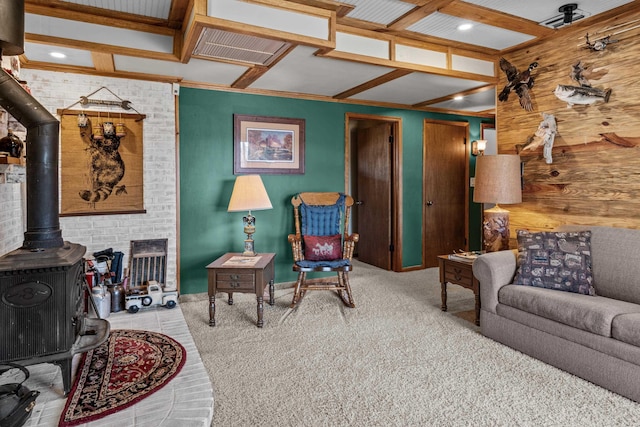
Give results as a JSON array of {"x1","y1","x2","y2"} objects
[
  {"x1": 192, "y1": 28, "x2": 291, "y2": 66},
  {"x1": 540, "y1": 4, "x2": 590, "y2": 29}
]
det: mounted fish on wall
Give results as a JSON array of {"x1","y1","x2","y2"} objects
[
  {"x1": 554, "y1": 61, "x2": 612, "y2": 107},
  {"x1": 498, "y1": 58, "x2": 538, "y2": 112}
]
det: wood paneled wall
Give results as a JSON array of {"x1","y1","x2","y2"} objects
[{"x1": 496, "y1": 8, "x2": 640, "y2": 237}]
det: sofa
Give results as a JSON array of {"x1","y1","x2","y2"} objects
[{"x1": 473, "y1": 225, "x2": 640, "y2": 402}]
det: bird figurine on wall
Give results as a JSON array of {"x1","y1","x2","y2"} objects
[
  {"x1": 498, "y1": 58, "x2": 539, "y2": 112},
  {"x1": 569, "y1": 60, "x2": 591, "y2": 87},
  {"x1": 585, "y1": 33, "x2": 618, "y2": 52}
]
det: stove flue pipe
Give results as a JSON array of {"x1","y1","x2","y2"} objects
[
  {"x1": 0, "y1": 0, "x2": 63, "y2": 249},
  {"x1": 0, "y1": 71, "x2": 64, "y2": 249}
]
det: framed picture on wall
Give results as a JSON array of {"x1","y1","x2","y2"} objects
[{"x1": 233, "y1": 114, "x2": 305, "y2": 175}]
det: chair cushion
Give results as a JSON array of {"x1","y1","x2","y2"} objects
[
  {"x1": 513, "y1": 229, "x2": 595, "y2": 295},
  {"x1": 303, "y1": 234, "x2": 342, "y2": 261},
  {"x1": 295, "y1": 259, "x2": 351, "y2": 269},
  {"x1": 300, "y1": 194, "x2": 345, "y2": 236}
]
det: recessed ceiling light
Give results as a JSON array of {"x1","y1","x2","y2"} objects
[
  {"x1": 457, "y1": 23, "x2": 473, "y2": 31},
  {"x1": 50, "y1": 52, "x2": 66, "y2": 59},
  {"x1": 454, "y1": 95, "x2": 464, "y2": 101}
]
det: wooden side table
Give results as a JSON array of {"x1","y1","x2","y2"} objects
[
  {"x1": 206, "y1": 252, "x2": 275, "y2": 328},
  {"x1": 437, "y1": 255, "x2": 480, "y2": 326}
]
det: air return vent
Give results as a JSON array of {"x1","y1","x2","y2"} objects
[{"x1": 193, "y1": 28, "x2": 291, "y2": 66}]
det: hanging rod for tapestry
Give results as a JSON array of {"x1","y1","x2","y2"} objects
[
  {"x1": 79, "y1": 96, "x2": 131, "y2": 110},
  {"x1": 60, "y1": 86, "x2": 144, "y2": 120}
]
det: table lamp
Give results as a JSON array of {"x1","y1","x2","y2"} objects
[
  {"x1": 473, "y1": 154, "x2": 522, "y2": 252},
  {"x1": 227, "y1": 175, "x2": 273, "y2": 256}
]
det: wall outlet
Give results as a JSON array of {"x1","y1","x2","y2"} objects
[{"x1": 470, "y1": 177, "x2": 475, "y2": 187}]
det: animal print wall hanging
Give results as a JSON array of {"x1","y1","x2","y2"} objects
[{"x1": 58, "y1": 109, "x2": 146, "y2": 216}]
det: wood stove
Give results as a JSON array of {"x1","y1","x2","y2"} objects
[{"x1": 0, "y1": 0, "x2": 109, "y2": 395}]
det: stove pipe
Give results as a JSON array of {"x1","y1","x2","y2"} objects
[{"x1": 0, "y1": 0, "x2": 64, "y2": 250}]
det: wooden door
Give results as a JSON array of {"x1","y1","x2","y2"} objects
[
  {"x1": 356, "y1": 123, "x2": 392, "y2": 270},
  {"x1": 423, "y1": 120, "x2": 468, "y2": 267}
]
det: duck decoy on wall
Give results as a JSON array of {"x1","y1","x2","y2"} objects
[{"x1": 498, "y1": 58, "x2": 538, "y2": 112}]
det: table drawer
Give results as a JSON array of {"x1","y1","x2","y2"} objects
[
  {"x1": 444, "y1": 263, "x2": 473, "y2": 283},
  {"x1": 216, "y1": 271, "x2": 255, "y2": 291}
]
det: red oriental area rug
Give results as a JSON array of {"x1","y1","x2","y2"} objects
[{"x1": 59, "y1": 329, "x2": 186, "y2": 426}]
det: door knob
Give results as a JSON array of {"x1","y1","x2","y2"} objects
[
  {"x1": 356, "y1": 200, "x2": 364, "y2": 205},
  {"x1": 426, "y1": 201, "x2": 434, "y2": 206}
]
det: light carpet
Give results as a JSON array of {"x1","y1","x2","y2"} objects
[{"x1": 180, "y1": 260, "x2": 640, "y2": 426}]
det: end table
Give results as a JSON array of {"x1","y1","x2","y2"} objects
[
  {"x1": 437, "y1": 255, "x2": 480, "y2": 326},
  {"x1": 206, "y1": 252, "x2": 276, "y2": 328}
]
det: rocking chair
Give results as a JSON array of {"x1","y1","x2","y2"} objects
[{"x1": 288, "y1": 192, "x2": 359, "y2": 308}]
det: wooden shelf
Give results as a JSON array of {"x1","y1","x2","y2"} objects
[{"x1": 0, "y1": 156, "x2": 23, "y2": 165}]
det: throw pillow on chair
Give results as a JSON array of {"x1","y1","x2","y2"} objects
[{"x1": 303, "y1": 234, "x2": 342, "y2": 261}]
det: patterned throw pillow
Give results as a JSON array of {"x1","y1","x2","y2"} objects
[
  {"x1": 513, "y1": 230, "x2": 595, "y2": 295},
  {"x1": 303, "y1": 234, "x2": 343, "y2": 261}
]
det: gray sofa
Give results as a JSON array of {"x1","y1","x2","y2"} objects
[{"x1": 473, "y1": 225, "x2": 640, "y2": 402}]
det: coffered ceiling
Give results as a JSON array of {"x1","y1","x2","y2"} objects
[{"x1": 19, "y1": 0, "x2": 638, "y2": 116}]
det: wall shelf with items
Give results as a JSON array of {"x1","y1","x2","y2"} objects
[{"x1": 0, "y1": 104, "x2": 27, "y2": 183}]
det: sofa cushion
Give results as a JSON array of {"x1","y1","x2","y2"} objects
[
  {"x1": 498, "y1": 284, "x2": 640, "y2": 336},
  {"x1": 585, "y1": 227, "x2": 640, "y2": 305},
  {"x1": 496, "y1": 304, "x2": 640, "y2": 367},
  {"x1": 513, "y1": 230, "x2": 594, "y2": 295},
  {"x1": 612, "y1": 313, "x2": 640, "y2": 347}
]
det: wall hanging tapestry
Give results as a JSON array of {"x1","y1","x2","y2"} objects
[
  {"x1": 58, "y1": 109, "x2": 146, "y2": 216},
  {"x1": 58, "y1": 329, "x2": 186, "y2": 426}
]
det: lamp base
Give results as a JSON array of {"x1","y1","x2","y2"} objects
[
  {"x1": 243, "y1": 237, "x2": 256, "y2": 257},
  {"x1": 482, "y1": 205, "x2": 511, "y2": 252}
]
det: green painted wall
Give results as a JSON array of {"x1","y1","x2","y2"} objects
[{"x1": 179, "y1": 87, "x2": 491, "y2": 295}]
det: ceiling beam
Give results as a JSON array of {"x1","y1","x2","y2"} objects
[
  {"x1": 413, "y1": 83, "x2": 493, "y2": 107},
  {"x1": 91, "y1": 52, "x2": 115, "y2": 73},
  {"x1": 387, "y1": 0, "x2": 456, "y2": 31},
  {"x1": 440, "y1": 3, "x2": 553, "y2": 37},
  {"x1": 334, "y1": 69, "x2": 413, "y2": 99},
  {"x1": 231, "y1": 44, "x2": 297, "y2": 89},
  {"x1": 25, "y1": 1, "x2": 176, "y2": 36},
  {"x1": 25, "y1": 33, "x2": 179, "y2": 63},
  {"x1": 20, "y1": 58, "x2": 181, "y2": 84},
  {"x1": 168, "y1": 0, "x2": 191, "y2": 29},
  {"x1": 232, "y1": 65, "x2": 270, "y2": 89}
]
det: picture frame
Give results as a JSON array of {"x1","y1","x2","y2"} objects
[{"x1": 234, "y1": 114, "x2": 305, "y2": 175}]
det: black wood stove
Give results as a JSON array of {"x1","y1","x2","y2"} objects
[{"x1": 0, "y1": 0, "x2": 109, "y2": 395}]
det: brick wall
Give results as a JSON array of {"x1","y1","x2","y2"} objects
[
  {"x1": 0, "y1": 183, "x2": 25, "y2": 255},
  {"x1": 0, "y1": 70, "x2": 178, "y2": 289}
]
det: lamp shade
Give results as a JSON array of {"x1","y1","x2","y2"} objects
[
  {"x1": 227, "y1": 175, "x2": 273, "y2": 212},
  {"x1": 473, "y1": 154, "x2": 522, "y2": 204}
]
